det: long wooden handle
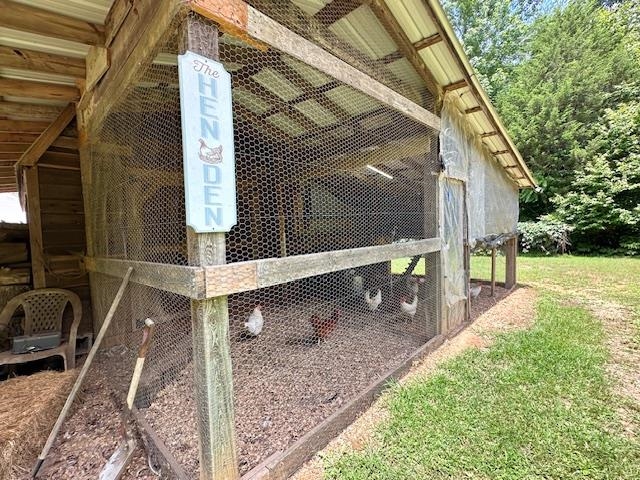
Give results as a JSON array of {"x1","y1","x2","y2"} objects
[
  {"x1": 125, "y1": 318, "x2": 155, "y2": 409},
  {"x1": 32, "y1": 267, "x2": 134, "y2": 478}
]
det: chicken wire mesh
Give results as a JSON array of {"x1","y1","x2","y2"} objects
[{"x1": 81, "y1": 8, "x2": 442, "y2": 478}]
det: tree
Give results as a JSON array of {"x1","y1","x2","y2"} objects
[
  {"x1": 496, "y1": 0, "x2": 640, "y2": 219},
  {"x1": 441, "y1": 0, "x2": 549, "y2": 100},
  {"x1": 552, "y1": 101, "x2": 640, "y2": 253}
]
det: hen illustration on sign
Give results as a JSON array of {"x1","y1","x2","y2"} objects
[{"x1": 178, "y1": 50, "x2": 237, "y2": 233}]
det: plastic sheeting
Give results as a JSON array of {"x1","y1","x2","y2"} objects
[
  {"x1": 439, "y1": 99, "x2": 519, "y2": 322},
  {"x1": 440, "y1": 100, "x2": 519, "y2": 244}
]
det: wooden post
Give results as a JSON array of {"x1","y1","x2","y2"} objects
[
  {"x1": 24, "y1": 167, "x2": 46, "y2": 288},
  {"x1": 505, "y1": 236, "x2": 517, "y2": 289},
  {"x1": 181, "y1": 14, "x2": 239, "y2": 480},
  {"x1": 490, "y1": 247, "x2": 496, "y2": 297},
  {"x1": 423, "y1": 136, "x2": 441, "y2": 338}
]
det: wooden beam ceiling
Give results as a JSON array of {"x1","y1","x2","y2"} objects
[
  {"x1": 0, "y1": 101, "x2": 64, "y2": 120},
  {"x1": 413, "y1": 33, "x2": 443, "y2": 50},
  {"x1": 0, "y1": 46, "x2": 85, "y2": 78},
  {"x1": 0, "y1": 79, "x2": 80, "y2": 102},
  {"x1": 16, "y1": 103, "x2": 76, "y2": 168},
  {"x1": 0, "y1": 120, "x2": 53, "y2": 133},
  {"x1": 0, "y1": 134, "x2": 77, "y2": 150},
  {"x1": 0, "y1": 0, "x2": 104, "y2": 45},
  {"x1": 368, "y1": 0, "x2": 441, "y2": 102}
]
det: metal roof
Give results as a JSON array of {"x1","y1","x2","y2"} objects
[{"x1": 0, "y1": 0, "x2": 536, "y2": 191}]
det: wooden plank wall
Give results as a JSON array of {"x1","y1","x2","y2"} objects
[{"x1": 37, "y1": 147, "x2": 91, "y2": 334}]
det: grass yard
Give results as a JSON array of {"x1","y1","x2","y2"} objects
[{"x1": 326, "y1": 256, "x2": 640, "y2": 479}]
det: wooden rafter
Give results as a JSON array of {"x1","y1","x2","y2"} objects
[
  {"x1": 443, "y1": 79, "x2": 467, "y2": 92},
  {"x1": 0, "y1": 120, "x2": 52, "y2": 133},
  {"x1": 314, "y1": 0, "x2": 362, "y2": 25},
  {"x1": 413, "y1": 33, "x2": 443, "y2": 50},
  {"x1": 0, "y1": 102, "x2": 63, "y2": 120},
  {"x1": 0, "y1": 135, "x2": 78, "y2": 150},
  {"x1": 0, "y1": 79, "x2": 79, "y2": 102},
  {"x1": 104, "y1": 0, "x2": 133, "y2": 47},
  {"x1": 0, "y1": 0, "x2": 103, "y2": 45},
  {"x1": 481, "y1": 131, "x2": 499, "y2": 138},
  {"x1": 368, "y1": 0, "x2": 441, "y2": 101},
  {"x1": 0, "y1": 46, "x2": 85, "y2": 78},
  {"x1": 16, "y1": 103, "x2": 76, "y2": 168}
]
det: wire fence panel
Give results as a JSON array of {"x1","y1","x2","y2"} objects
[{"x1": 81, "y1": 7, "x2": 442, "y2": 478}]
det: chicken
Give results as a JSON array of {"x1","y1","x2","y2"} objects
[
  {"x1": 310, "y1": 309, "x2": 342, "y2": 343},
  {"x1": 408, "y1": 277, "x2": 425, "y2": 295},
  {"x1": 365, "y1": 289, "x2": 382, "y2": 311},
  {"x1": 198, "y1": 138, "x2": 223, "y2": 164},
  {"x1": 244, "y1": 305, "x2": 264, "y2": 336},
  {"x1": 400, "y1": 295, "x2": 418, "y2": 319},
  {"x1": 469, "y1": 283, "x2": 482, "y2": 301}
]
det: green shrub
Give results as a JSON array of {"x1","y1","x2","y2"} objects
[{"x1": 518, "y1": 218, "x2": 572, "y2": 254}]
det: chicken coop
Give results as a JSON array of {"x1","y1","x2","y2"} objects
[{"x1": 0, "y1": 0, "x2": 535, "y2": 478}]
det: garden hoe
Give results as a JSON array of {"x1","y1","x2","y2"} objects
[{"x1": 99, "y1": 318, "x2": 155, "y2": 480}]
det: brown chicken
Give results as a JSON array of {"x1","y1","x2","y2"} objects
[{"x1": 310, "y1": 309, "x2": 342, "y2": 343}]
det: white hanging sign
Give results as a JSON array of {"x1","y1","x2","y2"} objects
[{"x1": 178, "y1": 50, "x2": 237, "y2": 233}]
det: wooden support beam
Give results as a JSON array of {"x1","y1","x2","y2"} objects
[
  {"x1": 0, "y1": 101, "x2": 63, "y2": 120},
  {"x1": 368, "y1": 0, "x2": 441, "y2": 101},
  {"x1": 0, "y1": 120, "x2": 54, "y2": 133},
  {"x1": 0, "y1": 0, "x2": 103, "y2": 45},
  {"x1": 245, "y1": 6, "x2": 440, "y2": 131},
  {"x1": 84, "y1": 257, "x2": 205, "y2": 299},
  {"x1": 84, "y1": 239, "x2": 441, "y2": 299},
  {"x1": 205, "y1": 238, "x2": 441, "y2": 297},
  {"x1": 492, "y1": 150, "x2": 510, "y2": 156},
  {"x1": 16, "y1": 103, "x2": 76, "y2": 168},
  {"x1": 481, "y1": 131, "x2": 499, "y2": 138},
  {"x1": 0, "y1": 135, "x2": 77, "y2": 149},
  {"x1": 0, "y1": 46, "x2": 85, "y2": 78},
  {"x1": 443, "y1": 79, "x2": 467, "y2": 92},
  {"x1": 181, "y1": 14, "x2": 240, "y2": 480},
  {"x1": 79, "y1": 0, "x2": 184, "y2": 135},
  {"x1": 24, "y1": 167, "x2": 45, "y2": 288},
  {"x1": 464, "y1": 106, "x2": 482, "y2": 114},
  {"x1": 85, "y1": 46, "x2": 110, "y2": 92},
  {"x1": 104, "y1": 0, "x2": 133, "y2": 47},
  {"x1": 0, "y1": 79, "x2": 79, "y2": 102},
  {"x1": 490, "y1": 247, "x2": 496, "y2": 297},
  {"x1": 189, "y1": 1, "x2": 440, "y2": 131},
  {"x1": 505, "y1": 236, "x2": 517, "y2": 289},
  {"x1": 413, "y1": 33, "x2": 443, "y2": 50}
]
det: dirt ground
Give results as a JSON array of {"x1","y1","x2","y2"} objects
[{"x1": 2, "y1": 284, "x2": 522, "y2": 480}]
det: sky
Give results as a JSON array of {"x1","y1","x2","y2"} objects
[{"x1": 0, "y1": 192, "x2": 26, "y2": 223}]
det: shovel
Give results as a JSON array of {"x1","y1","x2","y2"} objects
[{"x1": 99, "y1": 318, "x2": 155, "y2": 480}]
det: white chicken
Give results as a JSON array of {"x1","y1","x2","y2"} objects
[
  {"x1": 244, "y1": 305, "x2": 264, "y2": 336},
  {"x1": 469, "y1": 283, "x2": 482, "y2": 301},
  {"x1": 408, "y1": 277, "x2": 425, "y2": 295},
  {"x1": 400, "y1": 295, "x2": 418, "y2": 319},
  {"x1": 365, "y1": 289, "x2": 382, "y2": 311}
]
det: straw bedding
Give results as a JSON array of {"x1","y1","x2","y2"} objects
[{"x1": 0, "y1": 370, "x2": 76, "y2": 480}]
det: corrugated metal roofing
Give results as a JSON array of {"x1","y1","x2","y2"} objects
[{"x1": 0, "y1": 0, "x2": 535, "y2": 190}]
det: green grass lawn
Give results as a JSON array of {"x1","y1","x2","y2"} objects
[{"x1": 326, "y1": 256, "x2": 640, "y2": 479}]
